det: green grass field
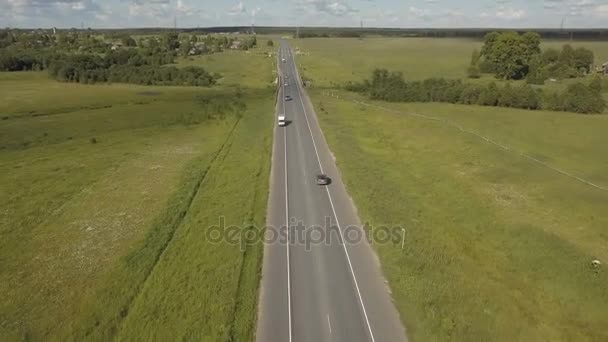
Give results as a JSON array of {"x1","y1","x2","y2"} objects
[
  {"x1": 311, "y1": 89, "x2": 608, "y2": 342},
  {"x1": 0, "y1": 44, "x2": 275, "y2": 340},
  {"x1": 175, "y1": 37, "x2": 277, "y2": 88},
  {"x1": 293, "y1": 37, "x2": 608, "y2": 89},
  {"x1": 297, "y1": 37, "x2": 608, "y2": 341}
]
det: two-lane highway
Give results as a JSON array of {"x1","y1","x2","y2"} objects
[{"x1": 257, "y1": 41, "x2": 407, "y2": 342}]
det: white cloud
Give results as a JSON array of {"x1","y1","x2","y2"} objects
[
  {"x1": 594, "y1": 4, "x2": 608, "y2": 18},
  {"x1": 228, "y1": 1, "x2": 246, "y2": 15},
  {"x1": 296, "y1": 0, "x2": 358, "y2": 17},
  {"x1": 1, "y1": 0, "x2": 607, "y2": 28},
  {"x1": 251, "y1": 6, "x2": 261, "y2": 17},
  {"x1": 495, "y1": 6, "x2": 526, "y2": 20}
]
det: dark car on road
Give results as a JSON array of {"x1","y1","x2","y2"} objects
[
  {"x1": 316, "y1": 174, "x2": 331, "y2": 185},
  {"x1": 285, "y1": 95, "x2": 292, "y2": 101}
]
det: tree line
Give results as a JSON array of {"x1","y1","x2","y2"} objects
[
  {"x1": 46, "y1": 50, "x2": 218, "y2": 86},
  {"x1": 0, "y1": 29, "x2": 250, "y2": 56},
  {"x1": 468, "y1": 31, "x2": 596, "y2": 83},
  {"x1": 0, "y1": 49, "x2": 61, "y2": 71},
  {"x1": 347, "y1": 69, "x2": 606, "y2": 114},
  {"x1": 0, "y1": 33, "x2": 221, "y2": 87}
]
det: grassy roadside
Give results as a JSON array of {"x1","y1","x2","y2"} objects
[
  {"x1": 309, "y1": 88, "x2": 608, "y2": 341},
  {"x1": 114, "y1": 91, "x2": 273, "y2": 341},
  {"x1": 1, "y1": 42, "x2": 276, "y2": 339},
  {"x1": 0, "y1": 121, "x2": 234, "y2": 340},
  {"x1": 292, "y1": 38, "x2": 608, "y2": 87}
]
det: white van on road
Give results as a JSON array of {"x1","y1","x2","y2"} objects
[{"x1": 278, "y1": 115, "x2": 286, "y2": 127}]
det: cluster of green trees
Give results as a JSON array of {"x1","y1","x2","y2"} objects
[
  {"x1": 1, "y1": 31, "x2": 226, "y2": 87},
  {"x1": 239, "y1": 36, "x2": 258, "y2": 51},
  {"x1": 295, "y1": 32, "x2": 330, "y2": 38},
  {"x1": 526, "y1": 44, "x2": 595, "y2": 83},
  {"x1": 192, "y1": 35, "x2": 236, "y2": 53},
  {"x1": 0, "y1": 48, "x2": 173, "y2": 72},
  {"x1": 469, "y1": 31, "x2": 595, "y2": 83},
  {"x1": 0, "y1": 49, "x2": 60, "y2": 71},
  {"x1": 46, "y1": 50, "x2": 218, "y2": 86},
  {"x1": 347, "y1": 69, "x2": 606, "y2": 114},
  {"x1": 294, "y1": 32, "x2": 361, "y2": 38},
  {"x1": 1, "y1": 29, "x2": 111, "y2": 53},
  {"x1": 138, "y1": 33, "x2": 255, "y2": 55},
  {"x1": 1, "y1": 29, "x2": 250, "y2": 61}
]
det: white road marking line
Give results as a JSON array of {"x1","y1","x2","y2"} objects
[
  {"x1": 291, "y1": 51, "x2": 377, "y2": 342},
  {"x1": 327, "y1": 314, "x2": 332, "y2": 334},
  {"x1": 281, "y1": 46, "x2": 293, "y2": 342}
]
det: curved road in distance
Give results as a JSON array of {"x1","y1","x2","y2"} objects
[{"x1": 257, "y1": 40, "x2": 408, "y2": 342}]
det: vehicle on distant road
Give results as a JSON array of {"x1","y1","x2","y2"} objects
[
  {"x1": 278, "y1": 115, "x2": 286, "y2": 127},
  {"x1": 284, "y1": 82, "x2": 288, "y2": 86},
  {"x1": 316, "y1": 174, "x2": 331, "y2": 185},
  {"x1": 285, "y1": 95, "x2": 292, "y2": 101},
  {"x1": 282, "y1": 58, "x2": 286, "y2": 63}
]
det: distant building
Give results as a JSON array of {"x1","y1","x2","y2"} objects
[
  {"x1": 230, "y1": 40, "x2": 242, "y2": 49},
  {"x1": 603, "y1": 62, "x2": 608, "y2": 75}
]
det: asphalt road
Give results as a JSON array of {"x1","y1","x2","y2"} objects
[{"x1": 257, "y1": 41, "x2": 407, "y2": 342}]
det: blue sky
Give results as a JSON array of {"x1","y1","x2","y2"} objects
[{"x1": 1, "y1": 0, "x2": 607, "y2": 28}]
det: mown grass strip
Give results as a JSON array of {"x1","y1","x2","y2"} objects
[
  {"x1": 110, "y1": 91, "x2": 274, "y2": 341},
  {"x1": 65, "y1": 119, "x2": 240, "y2": 340},
  {"x1": 227, "y1": 127, "x2": 272, "y2": 342}
]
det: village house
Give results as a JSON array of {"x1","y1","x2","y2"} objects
[
  {"x1": 603, "y1": 61, "x2": 608, "y2": 75},
  {"x1": 230, "y1": 40, "x2": 242, "y2": 49}
]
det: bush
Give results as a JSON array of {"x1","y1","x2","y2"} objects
[
  {"x1": 47, "y1": 53, "x2": 218, "y2": 87},
  {"x1": 498, "y1": 83, "x2": 518, "y2": 107},
  {"x1": 460, "y1": 84, "x2": 484, "y2": 105},
  {"x1": 478, "y1": 82, "x2": 500, "y2": 106},
  {"x1": 545, "y1": 62, "x2": 579, "y2": 79},
  {"x1": 479, "y1": 60, "x2": 497, "y2": 74},
  {"x1": 526, "y1": 72, "x2": 546, "y2": 85},
  {"x1": 589, "y1": 77, "x2": 603, "y2": 94},
  {"x1": 560, "y1": 83, "x2": 606, "y2": 114},
  {"x1": 518, "y1": 85, "x2": 541, "y2": 110},
  {"x1": 526, "y1": 56, "x2": 547, "y2": 85},
  {"x1": 467, "y1": 64, "x2": 481, "y2": 79},
  {"x1": 349, "y1": 69, "x2": 604, "y2": 114},
  {"x1": 344, "y1": 80, "x2": 369, "y2": 93},
  {"x1": 543, "y1": 92, "x2": 563, "y2": 111},
  {"x1": 542, "y1": 48, "x2": 560, "y2": 64}
]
